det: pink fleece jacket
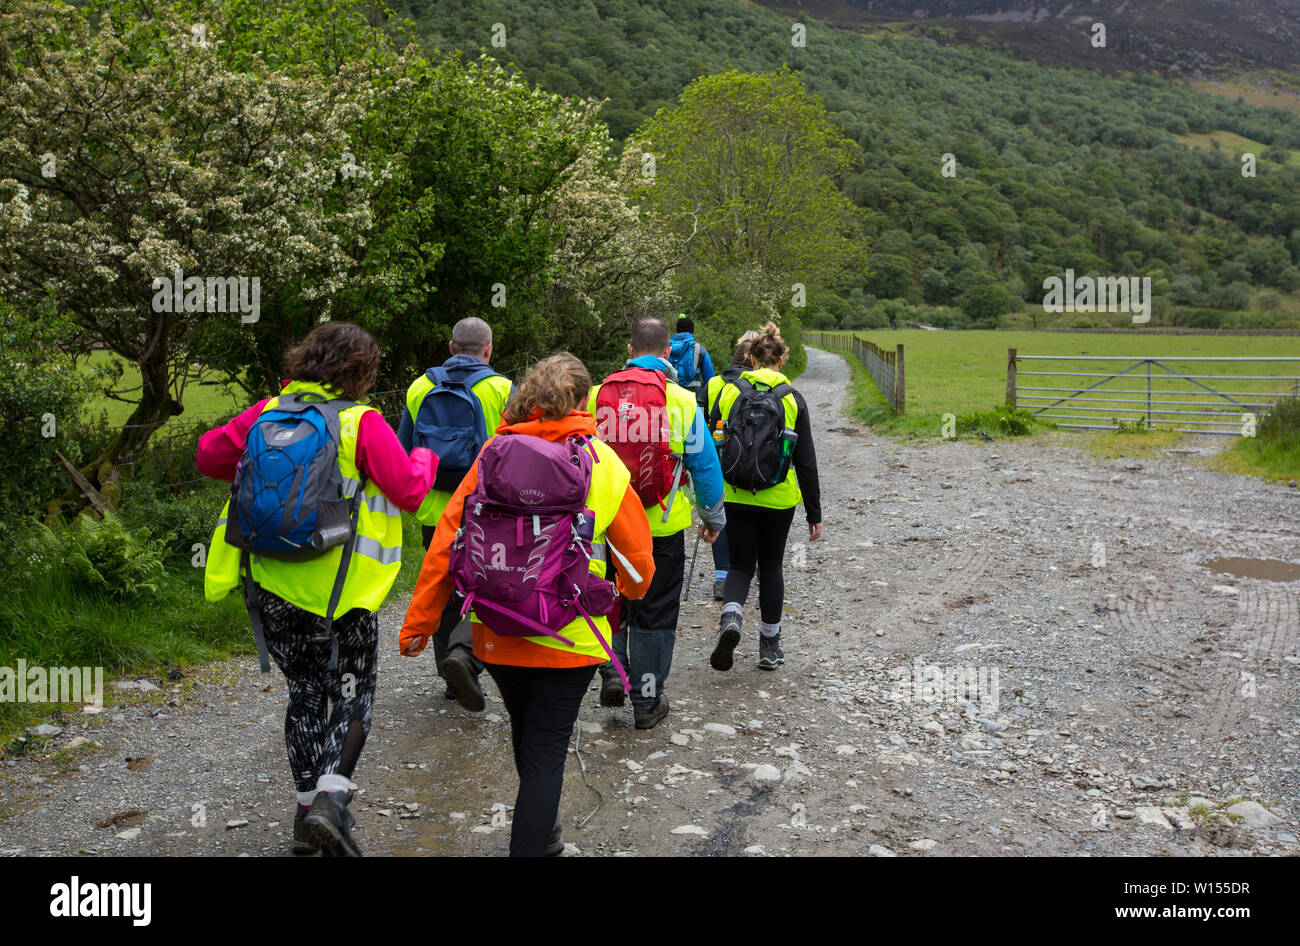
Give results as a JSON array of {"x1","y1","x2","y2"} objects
[{"x1": 196, "y1": 392, "x2": 435, "y2": 513}]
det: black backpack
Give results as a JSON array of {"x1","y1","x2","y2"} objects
[{"x1": 713, "y1": 378, "x2": 798, "y2": 492}]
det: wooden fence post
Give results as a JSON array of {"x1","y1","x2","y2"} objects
[
  {"x1": 895, "y1": 344, "x2": 905, "y2": 415},
  {"x1": 1006, "y1": 348, "x2": 1017, "y2": 407}
]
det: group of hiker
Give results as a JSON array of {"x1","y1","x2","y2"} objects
[{"x1": 196, "y1": 314, "x2": 822, "y2": 857}]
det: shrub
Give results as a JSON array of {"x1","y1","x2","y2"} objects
[
  {"x1": 118, "y1": 479, "x2": 231, "y2": 571},
  {"x1": 0, "y1": 302, "x2": 96, "y2": 530},
  {"x1": 956, "y1": 406, "x2": 1039, "y2": 438},
  {"x1": 1258, "y1": 396, "x2": 1300, "y2": 445},
  {"x1": 19, "y1": 515, "x2": 167, "y2": 599}
]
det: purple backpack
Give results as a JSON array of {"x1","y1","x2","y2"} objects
[{"x1": 450, "y1": 433, "x2": 627, "y2": 692}]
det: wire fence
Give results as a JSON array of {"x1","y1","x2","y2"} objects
[{"x1": 50, "y1": 387, "x2": 414, "y2": 518}]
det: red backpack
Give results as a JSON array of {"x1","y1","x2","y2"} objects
[{"x1": 593, "y1": 366, "x2": 680, "y2": 510}]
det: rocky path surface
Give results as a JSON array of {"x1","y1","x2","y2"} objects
[{"x1": 3, "y1": 346, "x2": 1298, "y2": 857}]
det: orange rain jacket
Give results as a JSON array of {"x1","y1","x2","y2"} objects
[{"x1": 399, "y1": 410, "x2": 656, "y2": 669}]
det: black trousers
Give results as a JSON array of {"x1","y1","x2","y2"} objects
[
  {"x1": 622, "y1": 531, "x2": 686, "y2": 630},
  {"x1": 422, "y1": 524, "x2": 477, "y2": 676},
  {"x1": 485, "y1": 663, "x2": 598, "y2": 857},
  {"x1": 721, "y1": 503, "x2": 797, "y2": 625}
]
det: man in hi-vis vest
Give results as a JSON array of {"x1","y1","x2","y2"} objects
[
  {"x1": 587, "y1": 317, "x2": 725, "y2": 729},
  {"x1": 398, "y1": 317, "x2": 512, "y2": 712}
]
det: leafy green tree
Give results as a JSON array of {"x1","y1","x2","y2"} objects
[
  {"x1": 0, "y1": 1, "x2": 365, "y2": 490},
  {"x1": 961, "y1": 282, "x2": 1013, "y2": 329},
  {"x1": 634, "y1": 67, "x2": 868, "y2": 351}
]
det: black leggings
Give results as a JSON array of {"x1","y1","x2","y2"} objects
[
  {"x1": 255, "y1": 588, "x2": 378, "y2": 794},
  {"x1": 720, "y1": 502, "x2": 797, "y2": 625},
  {"x1": 485, "y1": 663, "x2": 598, "y2": 857}
]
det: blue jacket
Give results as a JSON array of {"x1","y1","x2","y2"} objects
[
  {"x1": 626, "y1": 355, "x2": 725, "y2": 530},
  {"x1": 669, "y1": 332, "x2": 715, "y2": 390}
]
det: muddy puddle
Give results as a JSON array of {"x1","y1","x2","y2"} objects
[{"x1": 1201, "y1": 556, "x2": 1300, "y2": 583}]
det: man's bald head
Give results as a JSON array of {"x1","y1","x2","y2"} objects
[
  {"x1": 451, "y1": 317, "x2": 493, "y2": 358},
  {"x1": 629, "y1": 317, "x2": 671, "y2": 356}
]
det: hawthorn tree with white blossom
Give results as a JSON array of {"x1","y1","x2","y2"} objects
[{"x1": 0, "y1": 1, "x2": 368, "y2": 493}]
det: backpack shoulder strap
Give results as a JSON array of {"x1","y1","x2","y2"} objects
[
  {"x1": 694, "y1": 343, "x2": 702, "y2": 372},
  {"x1": 425, "y1": 365, "x2": 449, "y2": 386},
  {"x1": 707, "y1": 379, "x2": 730, "y2": 430},
  {"x1": 274, "y1": 392, "x2": 355, "y2": 444}
]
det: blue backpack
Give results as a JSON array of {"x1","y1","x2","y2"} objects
[
  {"x1": 226, "y1": 391, "x2": 362, "y2": 673},
  {"x1": 415, "y1": 360, "x2": 500, "y2": 492},
  {"x1": 670, "y1": 336, "x2": 703, "y2": 388}
]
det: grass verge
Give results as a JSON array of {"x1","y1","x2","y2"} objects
[
  {"x1": 0, "y1": 513, "x2": 428, "y2": 748},
  {"x1": 1210, "y1": 397, "x2": 1300, "y2": 481},
  {"x1": 838, "y1": 351, "x2": 1044, "y2": 441}
]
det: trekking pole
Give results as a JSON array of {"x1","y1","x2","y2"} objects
[{"x1": 683, "y1": 526, "x2": 702, "y2": 600}]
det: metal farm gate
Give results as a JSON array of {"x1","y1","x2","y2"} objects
[{"x1": 1007, "y1": 349, "x2": 1300, "y2": 435}]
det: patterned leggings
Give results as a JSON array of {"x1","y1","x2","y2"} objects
[{"x1": 255, "y1": 588, "x2": 379, "y2": 793}]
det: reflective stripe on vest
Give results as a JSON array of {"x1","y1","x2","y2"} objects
[
  {"x1": 361, "y1": 491, "x2": 402, "y2": 518},
  {"x1": 354, "y1": 534, "x2": 402, "y2": 566},
  {"x1": 718, "y1": 367, "x2": 802, "y2": 511}
]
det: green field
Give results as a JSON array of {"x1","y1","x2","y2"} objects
[
  {"x1": 1175, "y1": 129, "x2": 1300, "y2": 168},
  {"x1": 807, "y1": 330, "x2": 1300, "y2": 426},
  {"x1": 82, "y1": 351, "x2": 247, "y2": 428}
]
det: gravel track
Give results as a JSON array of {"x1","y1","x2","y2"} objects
[{"x1": 3, "y1": 346, "x2": 1297, "y2": 857}]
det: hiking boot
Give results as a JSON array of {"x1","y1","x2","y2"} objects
[
  {"x1": 293, "y1": 806, "x2": 320, "y2": 856},
  {"x1": 758, "y1": 633, "x2": 785, "y2": 671},
  {"x1": 547, "y1": 816, "x2": 564, "y2": 857},
  {"x1": 710, "y1": 612, "x2": 742, "y2": 672},
  {"x1": 599, "y1": 663, "x2": 626, "y2": 708},
  {"x1": 634, "y1": 695, "x2": 670, "y2": 730},
  {"x1": 305, "y1": 791, "x2": 362, "y2": 857},
  {"x1": 713, "y1": 579, "x2": 725, "y2": 601},
  {"x1": 443, "y1": 646, "x2": 485, "y2": 712}
]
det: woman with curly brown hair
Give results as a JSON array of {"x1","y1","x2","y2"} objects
[
  {"x1": 198, "y1": 322, "x2": 436, "y2": 857},
  {"x1": 401, "y1": 352, "x2": 656, "y2": 856}
]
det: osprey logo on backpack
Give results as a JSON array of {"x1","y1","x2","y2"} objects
[
  {"x1": 716, "y1": 378, "x2": 798, "y2": 493},
  {"x1": 415, "y1": 360, "x2": 501, "y2": 493}
]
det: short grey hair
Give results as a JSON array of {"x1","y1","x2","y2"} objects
[{"x1": 451, "y1": 317, "x2": 492, "y2": 356}]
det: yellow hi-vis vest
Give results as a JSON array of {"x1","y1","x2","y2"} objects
[
  {"x1": 481, "y1": 435, "x2": 633, "y2": 661},
  {"x1": 404, "y1": 368, "x2": 513, "y2": 526},
  {"x1": 715, "y1": 367, "x2": 802, "y2": 510},
  {"x1": 204, "y1": 380, "x2": 405, "y2": 616},
  {"x1": 587, "y1": 374, "x2": 698, "y2": 538}
]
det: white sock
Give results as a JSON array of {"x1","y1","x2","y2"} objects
[
  {"x1": 297, "y1": 790, "x2": 316, "y2": 809},
  {"x1": 316, "y1": 773, "x2": 351, "y2": 796},
  {"x1": 761, "y1": 622, "x2": 781, "y2": 638},
  {"x1": 723, "y1": 602, "x2": 742, "y2": 616}
]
